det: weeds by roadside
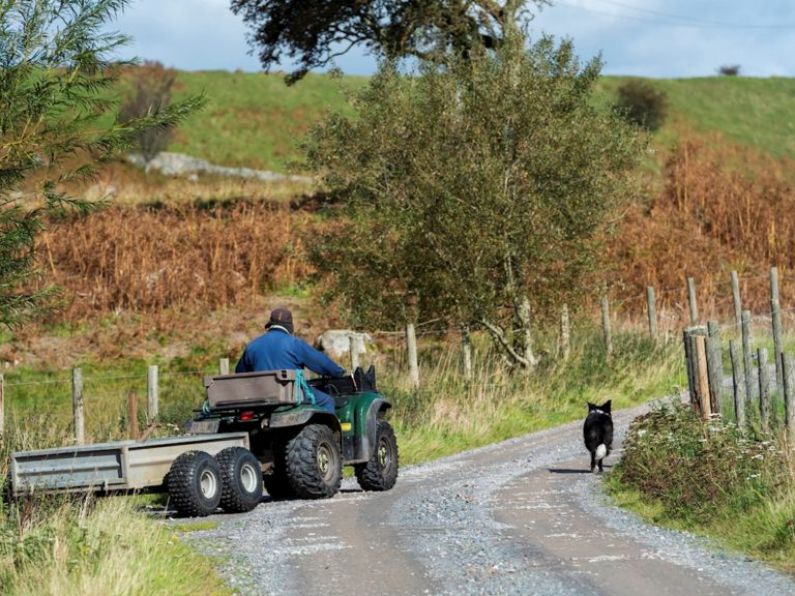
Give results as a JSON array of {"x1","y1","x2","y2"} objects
[
  {"x1": 0, "y1": 494, "x2": 229, "y2": 595},
  {"x1": 607, "y1": 402, "x2": 795, "y2": 574}
]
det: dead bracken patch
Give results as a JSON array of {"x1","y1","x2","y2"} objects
[
  {"x1": 608, "y1": 134, "x2": 795, "y2": 316},
  {"x1": 32, "y1": 203, "x2": 312, "y2": 320}
]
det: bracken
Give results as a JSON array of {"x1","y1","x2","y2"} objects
[{"x1": 32, "y1": 203, "x2": 312, "y2": 320}]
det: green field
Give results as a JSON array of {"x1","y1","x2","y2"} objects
[
  {"x1": 162, "y1": 71, "x2": 795, "y2": 171},
  {"x1": 169, "y1": 71, "x2": 367, "y2": 171}
]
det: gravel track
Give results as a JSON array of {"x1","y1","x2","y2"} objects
[{"x1": 185, "y1": 402, "x2": 795, "y2": 595}]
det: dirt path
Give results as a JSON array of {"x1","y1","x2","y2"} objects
[{"x1": 187, "y1": 403, "x2": 795, "y2": 595}]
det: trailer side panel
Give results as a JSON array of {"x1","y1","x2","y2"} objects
[
  {"x1": 11, "y1": 433, "x2": 250, "y2": 496},
  {"x1": 125, "y1": 434, "x2": 249, "y2": 489}
]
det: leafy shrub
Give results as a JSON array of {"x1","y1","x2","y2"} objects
[
  {"x1": 613, "y1": 80, "x2": 668, "y2": 131},
  {"x1": 305, "y1": 38, "x2": 643, "y2": 363},
  {"x1": 614, "y1": 401, "x2": 785, "y2": 523}
]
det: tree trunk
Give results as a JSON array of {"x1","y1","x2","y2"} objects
[
  {"x1": 516, "y1": 296, "x2": 539, "y2": 370},
  {"x1": 481, "y1": 316, "x2": 537, "y2": 371}
]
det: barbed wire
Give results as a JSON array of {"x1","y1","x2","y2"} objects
[{"x1": 3, "y1": 369, "x2": 211, "y2": 388}]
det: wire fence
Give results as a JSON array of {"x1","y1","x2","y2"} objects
[{"x1": 1, "y1": 266, "x2": 793, "y2": 443}]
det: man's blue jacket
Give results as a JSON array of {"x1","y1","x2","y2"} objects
[{"x1": 235, "y1": 327, "x2": 345, "y2": 377}]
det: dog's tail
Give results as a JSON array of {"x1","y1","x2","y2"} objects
[{"x1": 595, "y1": 444, "x2": 607, "y2": 460}]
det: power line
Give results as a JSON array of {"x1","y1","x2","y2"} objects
[
  {"x1": 589, "y1": 0, "x2": 795, "y2": 29},
  {"x1": 554, "y1": 0, "x2": 795, "y2": 30}
]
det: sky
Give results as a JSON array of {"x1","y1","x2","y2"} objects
[{"x1": 111, "y1": 0, "x2": 795, "y2": 77}]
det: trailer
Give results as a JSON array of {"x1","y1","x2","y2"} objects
[
  {"x1": 10, "y1": 433, "x2": 249, "y2": 495},
  {"x1": 7, "y1": 368, "x2": 399, "y2": 517},
  {"x1": 9, "y1": 432, "x2": 257, "y2": 516}
]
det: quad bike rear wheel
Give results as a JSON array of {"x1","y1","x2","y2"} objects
[
  {"x1": 263, "y1": 442, "x2": 296, "y2": 499},
  {"x1": 355, "y1": 420, "x2": 398, "y2": 491},
  {"x1": 284, "y1": 424, "x2": 342, "y2": 499}
]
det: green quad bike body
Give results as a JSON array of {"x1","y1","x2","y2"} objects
[{"x1": 188, "y1": 367, "x2": 398, "y2": 502}]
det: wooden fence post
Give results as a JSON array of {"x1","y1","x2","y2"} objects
[
  {"x1": 72, "y1": 367, "x2": 85, "y2": 445},
  {"x1": 461, "y1": 326, "x2": 473, "y2": 380},
  {"x1": 601, "y1": 295, "x2": 612, "y2": 356},
  {"x1": 147, "y1": 364, "x2": 159, "y2": 422},
  {"x1": 646, "y1": 287, "x2": 658, "y2": 341},
  {"x1": 684, "y1": 326, "x2": 709, "y2": 416},
  {"x1": 128, "y1": 391, "x2": 140, "y2": 440},
  {"x1": 770, "y1": 266, "x2": 784, "y2": 395},
  {"x1": 729, "y1": 340, "x2": 746, "y2": 432},
  {"x1": 731, "y1": 270, "x2": 742, "y2": 334},
  {"x1": 0, "y1": 373, "x2": 4, "y2": 437},
  {"x1": 706, "y1": 321, "x2": 722, "y2": 415},
  {"x1": 349, "y1": 334, "x2": 360, "y2": 371},
  {"x1": 783, "y1": 352, "x2": 795, "y2": 440},
  {"x1": 694, "y1": 334, "x2": 711, "y2": 418},
  {"x1": 758, "y1": 347, "x2": 770, "y2": 433},
  {"x1": 687, "y1": 277, "x2": 699, "y2": 325},
  {"x1": 741, "y1": 309, "x2": 754, "y2": 405},
  {"x1": 683, "y1": 329, "x2": 697, "y2": 403},
  {"x1": 560, "y1": 305, "x2": 571, "y2": 361},
  {"x1": 219, "y1": 358, "x2": 230, "y2": 375},
  {"x1": 406, "y1": 323, "x2": 420, "y2": 389}
]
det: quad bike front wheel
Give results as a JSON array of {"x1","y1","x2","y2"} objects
[{"x1": 355, "y1": 420, "x2": 399, "y2": 491}]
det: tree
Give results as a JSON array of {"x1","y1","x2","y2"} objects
[
  {"x1": 305, "y1": 37, "x2": 643, "y2": 369},
  {"x1": 717, "y1": 64, "x2": 740, "y2": 76},
  {"x1": 0, "y1": 0, "x2": 202, "y2": 326},
  {"x1": 231, "y1": 0, "x2": 548, "y2": 82},
  {"x1": 118, "y1": 61, "x2": 180, "y2": 165}
]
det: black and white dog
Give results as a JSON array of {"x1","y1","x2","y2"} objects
[{"x1": 583, "y1": 400, "x2": 613, "y2": 473}]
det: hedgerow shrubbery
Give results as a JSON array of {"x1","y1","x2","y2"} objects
[
  {"x1": 610, "y1": 402, "x2": 795, "y2": 568},
  {"x1": 615, "y1": 402, "x2": 785, "y2": 522}
]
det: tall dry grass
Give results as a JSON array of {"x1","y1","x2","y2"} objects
[
  {"x1": 34, "y1": 203, "x2": 312, "y2": 320},
  {"x1": 609, "y1": 135, "x2": 795, "y2": 317}
]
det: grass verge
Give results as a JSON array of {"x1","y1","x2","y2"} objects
[
  {"x1": 0, "y1": 495, "x2": 229, "y2": 595},
  {"x1": 605, "y1": 402, "x2": 795, "y2": 576}
]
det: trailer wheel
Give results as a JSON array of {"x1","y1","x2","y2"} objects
[
  {"x1": 355, "y1": 420, "x2": 399, "y2": 491},
  {"x1": 285, "y1": 424, "x2": 341, "y2": 499},
  {"x1": 216, "y1": 447, "x2": 263, "y2": 513},
  {"x1": 167, "y1": 451, "x2": 222, "y2": 517}
]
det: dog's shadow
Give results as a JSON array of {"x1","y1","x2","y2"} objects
[{"x1": 547, "y1": 466, "x2": 612, "y2": 475}]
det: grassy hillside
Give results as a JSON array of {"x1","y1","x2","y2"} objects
[
  {"x1": 160, "y1": 71, "x2": 795, "y2": 171},
  {"x1": 169, "y1": 71, "x2": 367, "y2": 171},
  {"x1": 597, "y1": 76, "x2": 795, "y2": 159}
]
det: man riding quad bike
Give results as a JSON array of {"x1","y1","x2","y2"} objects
[{"x1": 188, "y1": 308, "x2": 398, "y2": 510}]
